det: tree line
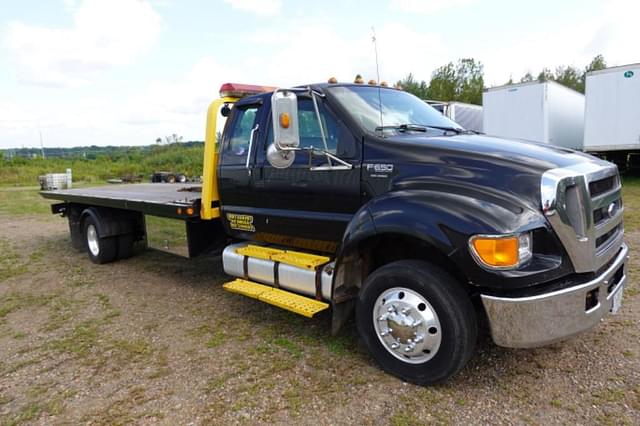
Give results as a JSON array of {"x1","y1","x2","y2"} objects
[{"x1": 397, "y1": 54, "x2": 608, "y2": 105}]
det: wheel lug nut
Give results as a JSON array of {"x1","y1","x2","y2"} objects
[
  {"x1": 390, "y1": 343, "x2": 399, "y2": 349},
  {"x1": 401, "y1": 307, "x2": 411, "y2": 315}
]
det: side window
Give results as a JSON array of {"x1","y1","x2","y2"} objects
[
  {"x1": 223, "y1": 106, "x2": 258, "y2": 165},
  {"x1": 267, "y1": 99, "x2": 340, "y2": 156}
]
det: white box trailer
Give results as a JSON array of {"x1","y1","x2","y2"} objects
[
  {"x1": 584, "y1": 63, "x2": 640, "y2": 155},
  {"x1": 427, "y1": 101, "x2": 483, "y2": 133},
  {"x1": 482, "y1": 80, "x2": 585, "y2": 150}
]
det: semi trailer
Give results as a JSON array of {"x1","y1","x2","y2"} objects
[
  {"x1": 41, "y1": 80, "x2": 628, "y2": 384},
  {"x1": 482, "y1": 80, "x2": 585, "y2": 150},
  {"x1": 584, "y1": 63, "x2": 640, "y2": 169},
  {"x1": 427, "y1": 100, "x2": 483, "y2": 133}
]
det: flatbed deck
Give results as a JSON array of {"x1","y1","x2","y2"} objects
[{"x1": 41, "y1": 183, "x2": 203, "y2": 219}]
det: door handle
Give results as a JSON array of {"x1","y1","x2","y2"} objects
[{"x1": 246, "y1": 123, "x2": 259, "y2": 169}]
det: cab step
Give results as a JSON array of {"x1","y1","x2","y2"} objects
[
  {"x1": 222, "y1": 278, "x2": 330, "y2": 318},
  {"x1": 222, "y1": 242, "x2": 335, "y2": 301},
  {"x1": 235, "y1": 244, "x2": 330, "y2": 269}
]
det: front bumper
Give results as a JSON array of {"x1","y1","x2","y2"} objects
[{"x1": 481, "y1": 243, "x2": 629, "y2": 348}]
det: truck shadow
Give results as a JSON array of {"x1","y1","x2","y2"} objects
[{"x1": 103, "y1": 245, "x2": 598, "y2": 388}]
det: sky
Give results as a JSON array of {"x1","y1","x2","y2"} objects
[{"x1": 0, "y1": 0, "x2": 638, "y2": 149}]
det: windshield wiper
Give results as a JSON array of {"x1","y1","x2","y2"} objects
[
  {"x1": 375, "y1": 124, "x2": 468, "y2": 135},
  {"x1": 420, "y1": 125, "x2": 467, "y2": 134},
  {"x1": 375, "y1": 124, "x2": 428, "y2": 133}
]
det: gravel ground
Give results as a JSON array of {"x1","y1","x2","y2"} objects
[{"x1": 0, "y1": 190, "x2": 639, "y2": 425}]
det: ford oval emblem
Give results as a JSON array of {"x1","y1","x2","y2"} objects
[{"x1": 624, "y1": 70, "x2": 634, "y2": 78}]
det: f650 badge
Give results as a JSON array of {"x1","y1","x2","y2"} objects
[{"x1": 365, "y1": 163, "x2": 394, "y2": 175}]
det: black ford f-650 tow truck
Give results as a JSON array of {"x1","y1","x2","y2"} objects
[{"x1": 41, "y1": 81, "x2": 628, "y2": 384}]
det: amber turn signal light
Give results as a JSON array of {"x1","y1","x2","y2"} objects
[
  {"x1": 469, "y1": 236, "x2": 519, "y2": 268},
  {"x1": 279, "y1": 112, "x2": 290, "y2": 129}
]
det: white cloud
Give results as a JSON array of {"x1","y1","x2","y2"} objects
[
  {"x1": 243, "y1": 22, "x2": 447, "y2": 87},
  {"x1": 118, "y1": 56, "x2": 236, "y2": 143},
  {"x1": 390, "y1": 0, "x2": 475, "y2": 15},
  {"x1": 223, "y1": 0, "x2": 282, "y2": 16},
  {"x1": 4, "y1": 0, "x2": 162, "y2": 87},
  {"x1": 480, "y1": 0, "x2": 640, "y2": 86}
]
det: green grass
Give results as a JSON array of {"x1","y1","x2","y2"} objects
[
  {"x1": 0, "y1": 292, "x2": 53, "y2": 320},
  {"x1": 144, "y1": 216, "x2": 187, "y2": 250},
  {"x1": 0, "y1": 143, "x2": 204, "y2": 186},
  {"x1": 0, "y1": 239, "x2": 28, "y2": 281},
  {"x1": 49, "y1": 320, "x2": 100, "y2": 358},
  {"x1": 622, "y1": 176, "x2": 640, "y2": 233},
  {"x1": 0, "y1": 186, "x2": 52, "y2": 216}
]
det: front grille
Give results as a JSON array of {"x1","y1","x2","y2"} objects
[
  {"x1": 541, "y1": 161, "x2": 624, "y2": 273},
  {"x1": 593, "y1": 198, "x2": 622, "y2": 226},
  {"x1": 596, "y1": 224, "x2": 621, "y2": 249},
  {"x1": 589, "y1": 175, "x2": 618, "y2": 197}
]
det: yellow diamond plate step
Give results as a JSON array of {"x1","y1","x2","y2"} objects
[
  {"x1": 235, "y1": 244, "x2": 330, "y2": 270},
  {"x1": 222, "y1": 279, "x2": 329, "y2": 318}
]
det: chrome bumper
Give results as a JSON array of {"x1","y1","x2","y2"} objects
[{"x1": 481, "y1": 243, "x2": 629, "y2": 348}]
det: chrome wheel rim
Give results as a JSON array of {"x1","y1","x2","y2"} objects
[
  {"x1": 373, "y1": 287, "x2": 442, "y2": 364},
  {"x1": 86, "y1": 224, "x2": 100, "y2": 257}
]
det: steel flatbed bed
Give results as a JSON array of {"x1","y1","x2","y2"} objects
[{"x1": 41, "y1": 183, "x2": 203, "y2": 220}]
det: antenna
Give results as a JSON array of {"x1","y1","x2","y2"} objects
[
  {"x1": 39, "y1": 130, "x2": 46, "y2": 159},
  {"x1": 371, "y1": 27, "x2": 383, "y2": 132}
]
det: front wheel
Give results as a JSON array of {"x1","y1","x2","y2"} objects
[{"x1": 356, "y1": 260, "x2": 477, "y2": 385}]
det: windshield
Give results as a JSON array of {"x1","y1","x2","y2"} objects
[{"x1": 327, "y1": 85, "x2": 463, "y2": 134}]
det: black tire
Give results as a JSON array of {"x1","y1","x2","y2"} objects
[
  {"x1": 117, "y1": 234, "x2": 135, "y2": 260},
  {"x1": 356, "y1": 260, "x2": 477, "y2": 385},
  {"x1": 83, "y1": 216, "x2": 117, "y2": 264}
]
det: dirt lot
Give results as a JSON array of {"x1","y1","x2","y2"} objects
[{"x1": 1, "y1": 186, "x2": 639, "y2": 425}]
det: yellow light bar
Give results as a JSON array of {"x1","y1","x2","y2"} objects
[{"x1": 469, "y1": 235, "x2": 519, "y2": 268}]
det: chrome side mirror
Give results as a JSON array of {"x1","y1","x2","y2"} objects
[{"x1": 267, "y1": 90, "x2": 299, "y2": 168}]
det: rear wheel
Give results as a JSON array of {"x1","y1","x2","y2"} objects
[
  {"x1": 83, "y1": 216, "x2": 117, "y2": 264},
  {"x1": 356, "y1": 260, "x2": 477, "y2": 385}
]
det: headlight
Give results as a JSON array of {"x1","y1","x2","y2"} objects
[{"x1": 469, "y1": 232, "x2": 532, "y2": 270}]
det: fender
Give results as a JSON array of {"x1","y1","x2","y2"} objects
[
  {"x1": 341, "y1": 189, "x2": 542, "y2": 261},
  {"x1": 329, "y1": 189, "x2": 547, "y2": 334},
  {"x1": 80, "y1": 207, "x2": 139, "y2": 238},
  {"x1": 332, "y1": 189, "x2": 546, "y2": 298}
]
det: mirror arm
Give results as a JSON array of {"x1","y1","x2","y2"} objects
[
  {"x1": 246, "y1": 124, "x2": 259, "y2": 169},
  {"x1": 310, "y1": 92, "x2": 332, "y2": 167}
]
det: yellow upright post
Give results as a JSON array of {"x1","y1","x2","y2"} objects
[{"x1": 200, "y1": 96, "x2": 238, "y2": 220}]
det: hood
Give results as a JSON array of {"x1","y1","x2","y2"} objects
[
  {"x1": 363, "y1": 133, "x2": 611, "y2": 213},
  {"x1": 383, "y1": 133, "x2": 596, "y2": 172}
]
